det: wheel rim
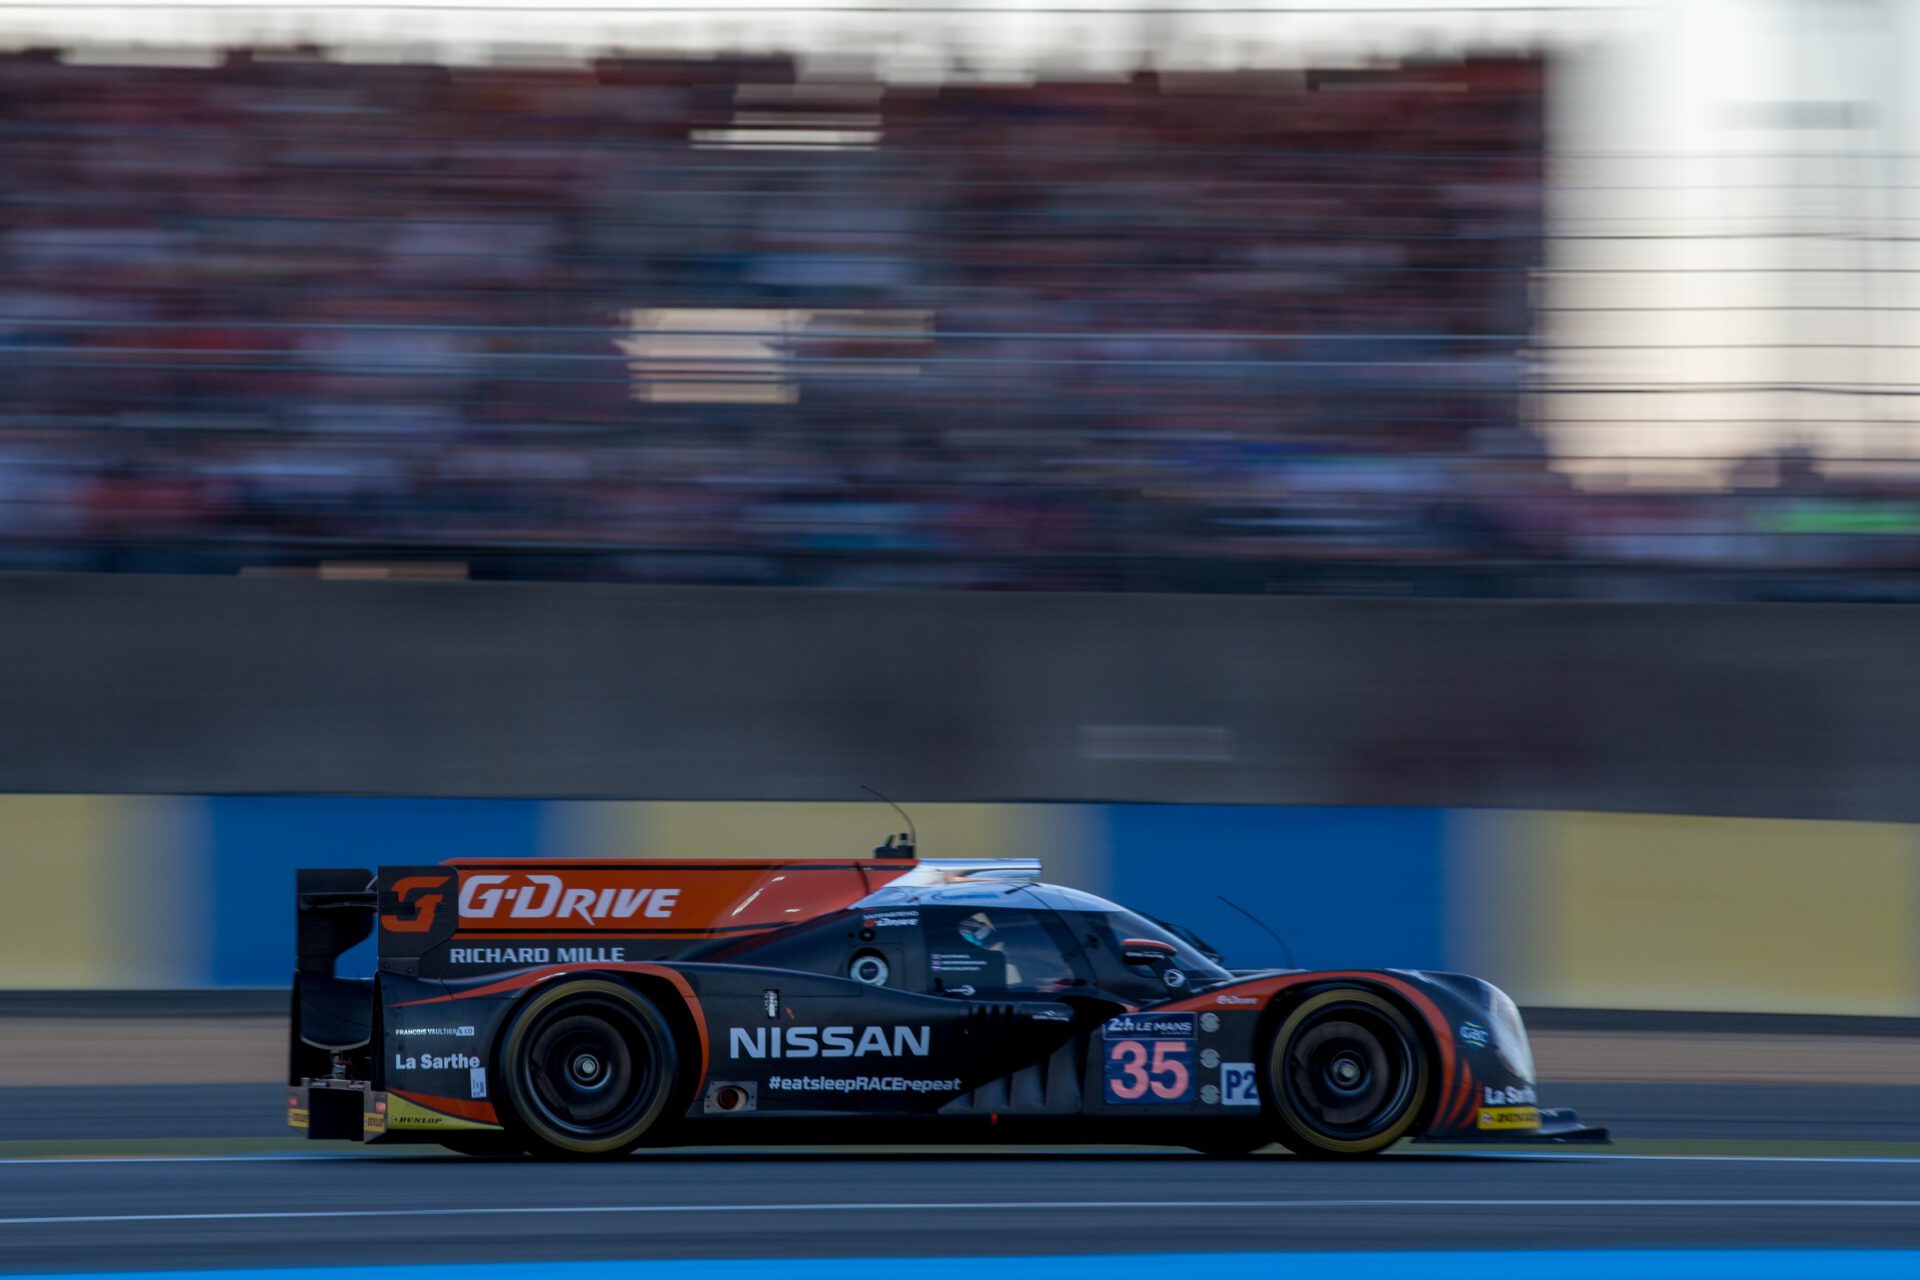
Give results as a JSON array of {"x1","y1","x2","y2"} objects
[
  {"x1": 518, "y1": 999, "x2": 662, "y2": 1141},
  {"x1": 1280, "y1": 1004, "x2": 1417, "y2": 1142}
]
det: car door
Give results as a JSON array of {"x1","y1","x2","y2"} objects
[
  {"x1": 897, "y1": 893, "x2": 1101, "y2": 1097},
  {"x1": 682, "y1": 909, "x2": 977, "y2": 1115}
]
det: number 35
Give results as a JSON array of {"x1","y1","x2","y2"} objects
[{"x1": 1108, "y1": 1039, "x2": 1192, "y2": 1101}]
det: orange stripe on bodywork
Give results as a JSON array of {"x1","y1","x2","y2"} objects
[
  {"x1": 1446, "y1": 1061, "x2": 1477, "y2": 1130},
  {"x1": 439, "y1": 860, "x2": 920, "y2": 941},
  {"x1": 389, "y1": 1088, "x2": 499, "y2": 1126},
  {"x1": 395, "y1": 962, "x2": 711, "y2": 1087}
]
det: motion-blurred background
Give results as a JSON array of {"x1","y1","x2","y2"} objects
[{"x1": 3, "y1": 0, "x2": 1920, "y2": 1096}]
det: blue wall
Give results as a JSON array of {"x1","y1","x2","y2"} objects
[
  {"x1": 1106, "y1": 805, "x2": 1447, "y2": 972},
  {"x1": 206, "y1": 797, "x2": 543, "y2": 985}
]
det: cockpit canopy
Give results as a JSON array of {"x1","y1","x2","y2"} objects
[{"x1": 685, "y1": 879, "x2": 1233, "y2": 999}]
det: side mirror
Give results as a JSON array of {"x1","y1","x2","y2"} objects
[{"x1": 1120, "y1": 937, "x2": 1178, "y2": 967}]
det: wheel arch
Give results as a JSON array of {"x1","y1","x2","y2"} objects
[
  {"x1": 487, "y1": 967, "x2": 708, "y2": 1145},
  {"x1": 602, "y1": 969, "x2": 708, "y2": 1114},
  {"x1": 1254, "y1": 977, "x2": 1446, "y2": 1136}
]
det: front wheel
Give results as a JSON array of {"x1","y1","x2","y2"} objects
[
  {"x1": 1264, "y1": 987, "x2": 1429, "y2": 1157},
  {"x1": 495, "y1": 979, "x2": 681, "y2": 1159}
]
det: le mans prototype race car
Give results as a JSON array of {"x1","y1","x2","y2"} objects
[{"x1": 291, "y1": 841, "x2": 1605, "y2": 1158}]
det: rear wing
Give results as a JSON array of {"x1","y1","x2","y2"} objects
[
  {"x1": 291, "y1": 868, "x2": 379, "y2": 1081},
  {"x1": 296, "y1": 867, "x2": 375, "y2": 979}
]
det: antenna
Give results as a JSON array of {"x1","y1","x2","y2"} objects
[
  {"x1": 1218, "y1": 895, "x2": 1296, "y2": 969},
  {"x1": 861, "y1": 785, "x2": 917, "y2": 856}
]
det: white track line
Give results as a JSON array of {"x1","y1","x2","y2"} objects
[{"x1": 7, "y1": 1198, "x2": 1920, "y2": 1227}]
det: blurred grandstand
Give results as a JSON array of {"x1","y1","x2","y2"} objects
[{"x1": 0, "y1": 45, "x2": 1910, "y2": 597}]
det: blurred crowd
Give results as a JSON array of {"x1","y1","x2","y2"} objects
[{"x1": 0, "y1": 47, "x2": 1912, "y2": 597}]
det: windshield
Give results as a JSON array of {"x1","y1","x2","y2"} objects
[{"x1": 1085, "y1": 908, "x2": 1234, "y2": 987}]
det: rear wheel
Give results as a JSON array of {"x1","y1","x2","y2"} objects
[
  {"x1": 1265, "y1": 987, "x2": 1429, "y2": 1157},
  {"x1": 496, "y1": 979, "x2": 680, "y2": 1158}
]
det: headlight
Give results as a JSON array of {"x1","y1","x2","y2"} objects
[{"x1": 1488, "y1": 987, "x2": 1535, "y2": 1083}]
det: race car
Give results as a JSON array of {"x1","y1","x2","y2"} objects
[{"x1": 290, "y1": 843, "x2": 1604, "y2": 1157}]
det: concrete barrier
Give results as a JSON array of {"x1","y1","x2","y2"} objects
[
  {"x1": 4, "y1": 574, "x2": 1920, "y2": 818},
  {"x1": 2, "y1": 575, "x2": 1916, "y2": 1010}
]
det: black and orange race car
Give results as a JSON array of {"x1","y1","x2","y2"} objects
[{"x1": 290, "y1": 845, "x2": 1604, "y2": 1157}]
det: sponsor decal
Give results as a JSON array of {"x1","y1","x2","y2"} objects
[
  {"x1": 764, "y1": 989, "x2": 779, "y2": 1018},
  {"x1": 363, "y1": 1109, "x2": 387, "y2": 1136},
  {"x1": 1477, "y1": 1105, "x2": 1542, "y2": 1131},
  {"x1": 394, "y1": 1052, "x2": 482, "y2": 1072},
  {"x1": 287, "y1": 1105, "x2": 310, "y2": 1130},
  {"x1": 1200, "y1": 1048, "x2": 1220, "y2": 1069},
  {"x1": 1215, "y1": 994, "x2": 1260, "y2": 1007},
  {"x1": 1484, "y1": 1084, "x2": 1538, "y2": 1107},
  {"x1": 470, "y1": 1066, "x2": 488, "y2": 1100},
  {"x1": 391, "y1": 1026, "x2": 475, "y2": 1038},
  {"x1": 1220, "y1": 1061, "x2": 1261, "y2": 1106},
  {"x1": 1103, "y1": 1013, "x2": 1196, "y2": 1040},
  {"x1": 1030, "y1": 1008, "x2": 1072, "y2": 1022},
  {"x1": 445, "y1": 946, "x2": 633, "y2": 965},
  {"x1": 862, "y1": 911, "x2": 918, "y2": 929},
  {"x1": 728, "y1": 1025, "x2": 931, "y2": 1060},
  {"x1": 849, "y1": 954, "x2": 890, "y2": 986},
  {"x1": 1458, "y1": 1021, "x2": 1491, "y2": 1050},
  {"x1": 1103, "y1": 1012, "x2": 1196, "y2": 1104},
  {"x1": 931, "y1": 952, "x2": 988, "y2": 974},
  {"x1": 1199, "y1": 1012, "x2": 1221, "y2": 1033},
  {"x1": 944, "y1": 984, "x2": 977, "y2": 997},
  {"x1": 767, "y1": 1075, "x2": 964, "y2": 1094},
  {"x1": 1163, "y1": 968, "x2": 1187, "y2": 990},
  {"x1": 383, "y1": 1092, "x2": 498, "y2": 1132},
  {"x1": 459, "y1": 873, "x2": 682, "y2": 926},
  {"x1": 1200, "y1": 1084, "x2": 1220, "y2": 1105},
  {"x1": 381, "y1": 875, "x2": 450, "y2": 934}
]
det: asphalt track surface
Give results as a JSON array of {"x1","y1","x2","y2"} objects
[
  {"x1": 9, "y1": 1080, "x2": 1920, "y2": 1144},
  {"x1": 9, "y1": 1145, "x2": 1920, "y2": 1272},
  {"x1": 5, "y1": 1082, "x2": 1920, "y2": 1272}
]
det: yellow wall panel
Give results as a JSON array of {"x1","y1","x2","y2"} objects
[
  {"x1": 1443, "y1": 808, "x2": 1557, "y2": 1005},
  {"x1": 1533, "y1": 812, "x2": 1920, "y2": 1015},
  {"x1": 108, "y1": 797, "x2": 205, "y2": 987},
  {"x1": 0, "y1": 795, "x2": 119, "y2": 987},
  {"x1": 540, "y1": 801, "x2": 1100, "y2": 873},
  {"x1": 541, "y1": 800, "x2": 652, "y2": 860},
  {"x1": 0, "y1": 795, "x2": 200, "y2": 988},
  {"x1": 635, "y1": 802, "x2": 1073, "y2": 861}
]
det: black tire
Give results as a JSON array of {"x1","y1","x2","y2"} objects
[
  {"x1": 1264, "y1": 987, "x2": 1429, "y2": 1157},
  {"x1": 495, "y1": 978, "x2": 680, "y2": 1159}
]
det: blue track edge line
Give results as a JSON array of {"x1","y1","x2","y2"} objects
[{"x1": 18, "y1": 1252, "x2": 1920, "y2": 1280}]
